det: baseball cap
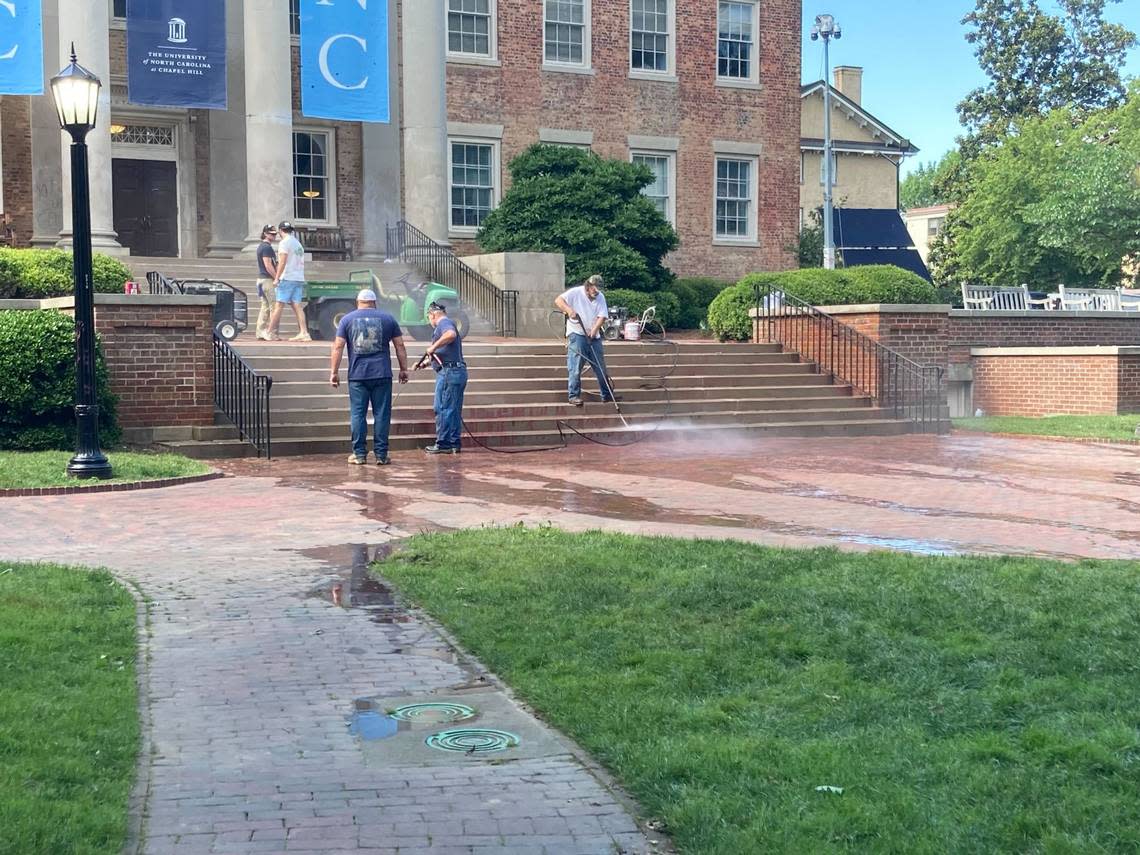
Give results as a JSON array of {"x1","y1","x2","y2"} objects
[
  {"x1": 586, "y1": 274, "x2": 604, "y2": 288},
  {"x1": 427, "y1": 301, "x2": 447, "y2": 313},
  {"x1": 278, "y1": 220, "x2": 294, "y2": 232},
  {"x1": 357, "y1": 289, "x2": 378, "y2": 302},
  {"x1": 261, "y1": 223, "x2": 278, "y2": 235}
]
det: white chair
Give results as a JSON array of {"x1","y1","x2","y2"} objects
[
  {"x1": 1058, "y1": 284, "x2": 1122, "y2": 311},
  {"x1": 960, "y1": 284, "x2": 1031, "y2": 310}
]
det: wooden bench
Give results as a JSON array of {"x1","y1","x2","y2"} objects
[
  {"x1": 960, "y1": 283, "x2": 1052, "y2": 311},
  {"x1": 1057, "y1": 285, "x2": 1123, "y2": 311},
  {"x1": 300, "y1": 227, "x2": 353, "y2": 261}
]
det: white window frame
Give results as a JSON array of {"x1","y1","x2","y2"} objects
[
  {"x1": 819, "y1": 151, "x2": 838, "y2": 186},
  {"x1": 713, "y1": 155, "x2": 759, "y2": 244},
  {"x1": 292, "y1": 127, "x2": 337, "y2": 227},
  {"x1": 446, "y1": 0, "x2": 499, "y2": 64},
  {"x1": 289, "y1": 0, "x2": 300, "y2": 38},
  {"x1": 716, "y1": 0, "x2": 760, "y2": 88},
  {"x1": 544, "y1": 0, "x2": 597, "y2": 71},
  {"x1": 447, "y1": 136, "x2": 501, "y2": 239},
  {"x1": 629, "y1": 0, "x2": 675, "y2": 80},
  {"x1": 109, "y1": 0, "x2": 126, "y2": 28},
  {"x1": 631, "y1": 150, "x2": 675, "y2": 227}
]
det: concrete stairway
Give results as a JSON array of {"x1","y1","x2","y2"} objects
[
  {"x1": 154, "y1": 339, "x2": 911, "y2": 459},
  {"x1": 128, "y1": 256, "x2": 494, "y2": 339}
]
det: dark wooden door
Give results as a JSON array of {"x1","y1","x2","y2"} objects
[{"x1": 112, "y1": 159, "x2": 179, "y2": 257}]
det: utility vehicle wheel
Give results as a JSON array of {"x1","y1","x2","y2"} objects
[
  {"x1": 450, "y1": 308, "x2": 472, "y2": 339},
  {"x1": 316, "y1": 300, "x2": 354, "y2": 341},
  {"x1": 214, "y1": 320, "x2": 238, "y2": 341}
]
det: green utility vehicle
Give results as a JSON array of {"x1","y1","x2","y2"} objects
[{"x1": 304, "y1": 270, "x2": 471, "y2": 341}]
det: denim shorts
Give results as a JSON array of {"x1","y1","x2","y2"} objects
[{"x1": 276, "y1": 280, "x2": 304, "y2": 304}]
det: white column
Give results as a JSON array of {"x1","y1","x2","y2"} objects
[
  {"x1": 401, "y1": 0, "x2": 449, "y2": 244},
  {"x1": 31, "y1": 0, "x2": 62, "y2": 246},
  {"x1": 207, "y1": 0, "x2": 248, "y2": 256},
  {"x1": 357, "y1": 0, "x2": 403, "y2": 259},
  {"x1": 241, "y1": 0, "x2": 293, "y2": 253},
  {"x1": 56, "y1": 0, "x2": 123, "y2": 253}
]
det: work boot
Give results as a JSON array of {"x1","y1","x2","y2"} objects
[
  {"x1": 424, "y1": 444, "x2": 460, "y2": 455},
  {"x1": 569, "y1": 397, "x2": 584, "y2": 407},
  {"x1": 347, "y1": 453, "x2": 367, "y2": 465},
  {"x1": 375, "y1": 455, "x2": 391, "y2": 465}
]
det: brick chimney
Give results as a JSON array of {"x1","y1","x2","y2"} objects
[{"x1": 833, "y1": 66, "x2": 863, "y2": 106}]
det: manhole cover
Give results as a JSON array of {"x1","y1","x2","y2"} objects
[
  {"x1": 425, "y1": 728, "x2": 520, "y2": 754},
  {"x1": 389, "y1": 702, "x2": 476, "y2": 724}
]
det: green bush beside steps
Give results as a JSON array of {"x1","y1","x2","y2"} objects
[
  {"x1": 708, "y1": 265, "x2": 938, "y2": 341},
  {"x1": 0, "y1": 248, "x2": 132, "y2": 299}
]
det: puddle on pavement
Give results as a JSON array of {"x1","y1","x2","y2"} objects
[
  {"x1": 839, "y1": 535, "x2": 960, "y2": 556},
  {"x1": 348, "y1": 699, "x2": 408, "y2": 741},
  {"x1": 303, "y1": 543, "x2": 414, "y2": 625}
]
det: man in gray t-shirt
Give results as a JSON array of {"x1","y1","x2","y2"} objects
[{"x1": 554, "y1": 274, "x2": 619, "y2": 406}]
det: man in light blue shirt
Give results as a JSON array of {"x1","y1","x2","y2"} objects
[{"x1": 554, "y1": 274, "x2": 619, "y2": 406}]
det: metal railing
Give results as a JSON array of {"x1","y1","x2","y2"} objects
[
  {"x1": 214, "y1": 335, "x2": 273, "y2": 458},
  {"x1": 145, "y1": 271, "x2": 181, "y2": 294},
  {"x1": 753, "y1": 283, "x2": 946, "y2": 434},
  {"x1": 386, "y1": 219, "x2": 518, "y2": 337}
]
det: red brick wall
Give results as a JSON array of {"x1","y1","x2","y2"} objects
[
  {"x1": 2, "y1": 96, "x2": 33, "y2": 247},
  {"x1": 972, "y1": 355, "x2": 1126, "y2": 417},
  {"x1": 1118, "y1": 356, "x2": 1140, "y2": 412},
  {"x1": 446, "y1": 0, "x2": 802, "y2": 280},
  {"x1": 948, "y1": 315, "x2": 1140, "y2": 365},
  {"x1": 92, "y1": 301, "x2": 215, "y2": 428}
]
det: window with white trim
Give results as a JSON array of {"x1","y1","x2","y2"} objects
[
  {"x1": 631, "y1": 0, "x2": 671, "y2": 73},
  {"x1": 293, "y1": 130, "x2": 334, "y2": 223},
  {"x1": 289, "y1": 0, "x2": 300, "y2": 36},
  {"x1": 448, "y1": 0, "x2": 494, "y2": 58},
  {"x1": 449, "y1": 140, "x2": 498, "y2": 232},
  {"x1": 112, "y1": 0, "x2": 126, "y2": 18},
  {"x1": 715, "y1": 156, "x2": 757, "y2": 240},
  {"x1": 545, "y1": 0, "x2": 588, "y2": 66},
  {"x1": 632, "y1": 152, "x2": 674, "y2": 225},
  {"x1": 717, "y1": 1, "x2": 758, "y2": 82}
]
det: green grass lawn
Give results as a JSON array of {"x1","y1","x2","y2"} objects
[
  {"x1": 954, "y1": 414, "x2": 1140, "y2": 441},
  {"x1": 0, "y1": 563, "x2": 139, "y2": 854},
  {"x1": 377, "y1": 529, "x2": 1140, "y2": 854},
  {"x1": 0, "y1": 450, "x2": 210, "y2": 489}
]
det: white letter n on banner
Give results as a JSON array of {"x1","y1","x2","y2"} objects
[{"x1": 0, "y1": 0, "x2": 18, "y2": 61}]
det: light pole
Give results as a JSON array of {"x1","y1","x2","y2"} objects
[
  {"x1": 811, "y1": 14, "x2": 841, "y2": 270},
  {"x1": 51, "y1": 45, "x2": 113, "y2": 479}
]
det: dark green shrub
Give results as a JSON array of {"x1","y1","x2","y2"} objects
[
  {"x1": 841, "y1": 265, "x2": 939, "y2": 304},
  {"x1": 708, "y1": 275, "x2": 780, "y2": 341},
  {"x1": 0, "y1": 310, "x2": 120, "y2": 450},
  {"x1": 604, "y1": 288, "x2": 680, "y2": 328},
  {"x1": 0, "y1": 248, "x2": 131, "y2": 298},
  {"x1": 668, "y1": 277, "x2": 732, "y2": 329}
]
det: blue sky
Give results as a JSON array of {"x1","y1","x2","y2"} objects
[{"x1": 799, "y1": 1, "x2": 1140, "y2": 175}]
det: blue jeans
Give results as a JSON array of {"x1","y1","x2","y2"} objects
[
  {"x1": 567, "y1": 333, "x2": 614, "y2": 401},
  {"x1": 433, "y1": 365, "x2": 467, "y2": 449},
  {"x1": 348, "y1": 378, "x2": 393, "y2": 459}
]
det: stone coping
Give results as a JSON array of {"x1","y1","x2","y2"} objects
[
  {"x1": 950, "y1": 309, "x2": 1140, "y2": 319},
  {"x1": 0, "y1": 294, "x2": 216, "y2": 310},
  {"x1": 0, "y1": 470, "x2": 224, "y2": 498},
  {"x1": 816, "y1": 303, "x2": 953, "y2": 315},
  {"x1": 970, "y1": 346, "x2": 1140, "y2": 357}
]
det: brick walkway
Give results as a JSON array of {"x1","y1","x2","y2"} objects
[{"x1": 2, "y1": 433, "x2": 1138, "y2": 854}]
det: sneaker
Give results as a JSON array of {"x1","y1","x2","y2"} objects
[
  {"x1": 266, "y1": 332, "x2": 281, "y2": 341},
  {"x1": 255, "y1": 332, "x2": 271, "y2": 341},
  {"x1": 290, "y1": 333, "x2": 313, "y2": 342},
  {"x1": 424, "y1": 444, "x2": 460, "y2": 455},
  {"x1": 375, "y1": 455, "x2": 391, "y2": 466},
  {"x1": 569, "y1": 397, "x2": 584, "y2": 407},
  {"x1": 347, "y1": 454, "x2": 367, "y2": 465}
]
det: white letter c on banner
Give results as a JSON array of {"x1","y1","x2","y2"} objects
[
  {"x1": 319, "y1": 33, "x2": 367, "y2": 90},
  {"x1": 0, "y1": 0, "x2": 17, "y2": 62}
]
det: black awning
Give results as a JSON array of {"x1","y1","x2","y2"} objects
[{"x1": 832, "y1": 208, "x2": 913, "y2": 250}]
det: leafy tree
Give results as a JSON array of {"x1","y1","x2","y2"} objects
[
  {"x1": 900, "y1": 152, "x2": 961, "y2": 210},
  {"x1": 959, "y1": 0, "x2": 1136, "y2": 151},
  {"x1": 944, "y1": 85, "x2": 1140, "y2": 288},
  {"x1": 795, "y1": 208, "x2": 824, "y2": 268},
  {"x1": 477, "y1": 144, "x2": 678, "y2": 291}
]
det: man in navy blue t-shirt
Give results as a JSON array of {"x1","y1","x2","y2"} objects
[
  {"x1": 416, "y1": 302, "x2": 466, "y2": 454},
  {"x1": 330, "y1": 289, "x2": 408, "y2": 465}
]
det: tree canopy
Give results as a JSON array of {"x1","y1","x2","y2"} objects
[
  {"x1": 900, "y1": 152, "x2": 961, "y2": 210},
  {"x1": 476, "y1": 144, "x2": 678, "y2": 291}
]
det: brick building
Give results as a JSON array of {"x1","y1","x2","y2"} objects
[{"x1": 0, "y1": 0, "x2": 801, "y2": 279}]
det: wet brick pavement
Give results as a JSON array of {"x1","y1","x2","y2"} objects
[{"x1": 2, "y1": 433, "x2": 1139, "y2": 854}]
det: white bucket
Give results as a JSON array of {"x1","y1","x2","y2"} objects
[{"x1": 624, "y1": 321, "x2": 640, "y2": 341}]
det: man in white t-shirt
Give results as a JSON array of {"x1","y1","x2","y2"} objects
[
  {"x1": 267, "y1": 221, "x2": 311, "y2": 342},
  {"x1": 554, "y1": 274, "x2": 619, "y2": 406}
]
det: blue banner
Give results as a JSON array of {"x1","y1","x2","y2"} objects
[
  {"x1": 0, "y1": 0, "x2": 44, "y2": 95},
  {"x1": 127, "y1": 0, "x2": 226, "y2": 109},
  {"x1": 300, "y1": 0, "x2": 390, "y2": 123}
]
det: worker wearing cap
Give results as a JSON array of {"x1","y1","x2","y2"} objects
[
  {"x1": 416, "y1": 302, "x2": 467, "y2": 454},
  {"x1": 330, "y1": 289, "x2": 409, "y2": 465},
  {"x1": 268, "y1": 221, "x2": 311, "y2": 342},
  {"x1": 254, "y1": 225, "x2": 279, "y2": 340},
  {"x1": 554, "y1": 274, "x2": 619, "y2": 406}
]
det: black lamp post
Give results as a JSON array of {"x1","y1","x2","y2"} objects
[{"x1": 51, "y1": 45, "x2": 112, "y2": 479}]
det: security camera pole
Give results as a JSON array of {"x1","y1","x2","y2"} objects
[{"x1": 811, "y1": 13, "x2": 841, "y2": 270}]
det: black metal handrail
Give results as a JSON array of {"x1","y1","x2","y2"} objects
[
  {"x1": 145, "y1": 271, "x2": 182, "y2": 295},
  {"x1": 385, "y1": 219, "x2": 518, "y2": 337},
  {"x1": 214, "y1": 335, "x2": 273, "y2": 458},
  {"x1": 753, "y1": 284, "x2": 946, "y2": 434}
]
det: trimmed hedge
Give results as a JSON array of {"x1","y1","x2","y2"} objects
[
  {"x1": 604, "y1": 288, "x2": 680, "y2": 329},
  {"x1": 0, "y1": 310, "x2": 120, "y2": 450},
  {"x1": 0, "y1": 248, "x2": 132, "y2": 299},
  {"x1": 708, "y1": 265, "x2": 938, "y2": 341},
  {"x1": 669, "y1": 276, "x2": 732, "y2": 329}
]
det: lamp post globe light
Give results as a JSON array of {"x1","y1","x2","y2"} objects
[
  {"x1": 810, "y1": 14, "x2": 841, "y2": 270},
  {"x1": 51, "y1": 45, "x2": 112, "y2": 479}
]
